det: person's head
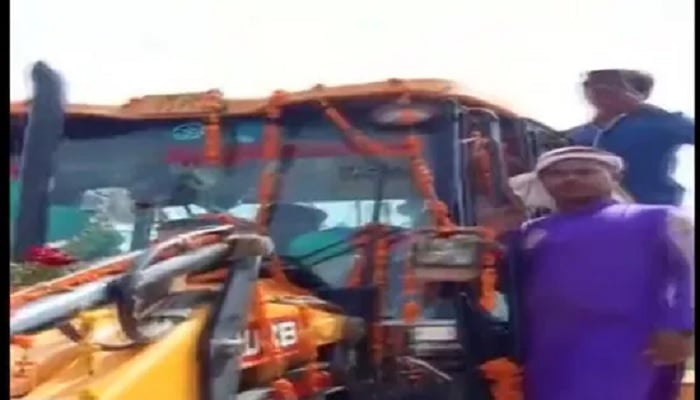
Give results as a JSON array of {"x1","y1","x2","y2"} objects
[
  {"x1": 536, "y1": 147, "x2": 624, "y2": 207},
  {"x1": 582, "y1": 69, "x2": 654, "y2": 114},
  {"x1": 268, "y1": 203, "x2": 328, "y2": 251}
]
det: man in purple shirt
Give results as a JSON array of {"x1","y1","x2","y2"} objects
[{"x1": 518, "y1": 146, "x2": 694, "y2": 400}]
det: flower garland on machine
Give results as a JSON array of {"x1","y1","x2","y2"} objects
[
  {"x1": 14, "y1": 84, "x2": 521, "y2": 400},
  {"x1": 251, "y1": 91, "x2": 329, "y2": 395},
  {"x1": 314, "y1": 88, "x2": 520, "y2": 400},
  {"x1": 15, "y1": 216, "x2": 125, "y2": 288}
]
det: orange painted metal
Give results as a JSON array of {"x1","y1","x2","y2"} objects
[{"x1": 9, "y1": 79, "x2": 521, "y2": 121}]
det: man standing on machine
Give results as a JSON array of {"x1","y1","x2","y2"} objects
[{"x1": 568, "y1": 69, "x2": 694, "y2": 206}]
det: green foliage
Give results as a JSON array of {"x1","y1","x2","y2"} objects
[
  {"x1": 10, "y1": 219, "x2": 124, "y2": 289},
  {"x1": 10, "y1": 262, "x2": 68, "y2": 288},
  {"x1": 61, "y1": 220, "x2": 125, "y2": 261}
]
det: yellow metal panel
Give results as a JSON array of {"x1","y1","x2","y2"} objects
[
  {"x1": 15, "y1": 279, "x2": 351, "y2": 400},
  {"x1": 25, "y1": 309, "x2": 208, "y2": 400}
]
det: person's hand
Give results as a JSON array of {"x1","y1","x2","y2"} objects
[{"x1": 644, "y1": 331, "x2": 693, "y2": 366}]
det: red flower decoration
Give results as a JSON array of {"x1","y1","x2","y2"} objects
[{"x1": 25, "y1": 246, "x2": 77, "y2": 268}]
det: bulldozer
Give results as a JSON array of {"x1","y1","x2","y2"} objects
[{"x1": 10, "y1": 62, "x2": 568, "y2": 400}]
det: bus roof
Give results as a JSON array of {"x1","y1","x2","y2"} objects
[{"x1": 9, "y1": 78, "x2": 523, "y2": 120}]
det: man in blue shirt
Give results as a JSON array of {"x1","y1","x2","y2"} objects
[{"x1": 568, "y1": 69, "x2": 695, "y2": 205}]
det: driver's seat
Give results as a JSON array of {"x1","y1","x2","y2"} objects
[{"x1": 286, "y1": 227, "x2": 357, "y2": 287}]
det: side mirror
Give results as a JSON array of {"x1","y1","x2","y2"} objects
[{"x1": 411, "y1": 232, "x2": 490, "y2": 282}]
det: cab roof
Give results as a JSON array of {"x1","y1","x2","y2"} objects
[{"x1": 9, "y1": 78, "x2": 522, "y2": 120}]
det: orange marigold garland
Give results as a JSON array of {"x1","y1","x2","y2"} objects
[
  {"x1": 201, "y1": 90, "x2": 224, "y2": 166},
  {"x1": 315, "y1": 94, "x2": 456, "y2": 360},
  {"x1": 251, "y1": 285, "x2": 283, "y2": 374},
  {"x1": 404, "y1": 135, "x2": 455, "y2": 230},
  {"x1": 401, "y1": 133, "x2": 458, "y2": 323},
  {"x1": 480, "y1": 357, "x2": 523, "y2": 400},
  {"x1": 343, "y1": 225, "x2": 393, "y2": 363},
  {"x1": 370, "y1": 225, "x2": 390, "y2": 365},
  {"x1": 400, "y1": 236, "x2": 421, "y2": 324},
  {"x1": 203, "y1": 114, "x2": 222, "y2": 166},
  {"x1": 317, "y1": 101, "x2": 386, "y2": 156},
  {"x1": 271, "y1": 378, "x2": 297, "y2": 400},
  {"x1": 315, "y1": 91, "x2": 520, "y2": 398},
  {"x1": 456, "y1": 120, "x2": 518, "y2": 399},
  {"x1": 255, "y1": 92, "x2": 284, "y2": 229},
  {"x1": 250, "y1": 91, "x2": 289, "y2": 375},
  {"x1": 477, "y1": 236, "x2": 522, "y2": 400},
  {"x1": 345, "y1": 233, "x2": 368, "y2": 287},
  {"x1": 296, "y1": 305, "x2": 318, "y2": 358},
  {"x1": 254, "y1": 91, "x2": 293, "y2": 285}
]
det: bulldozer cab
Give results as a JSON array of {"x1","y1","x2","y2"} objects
[
  {"x1": 10, "y1": 77, "x2": 566, "y2": 321},
  {"x1": 10, "y1": 92, "x2": 562, "y2": 288},
  {"x1": 11, "y1": 75, "x2": 568, "y2": 400},
  {"x1": 10, "y1": 94, "x2": 563, "y2": 249}
]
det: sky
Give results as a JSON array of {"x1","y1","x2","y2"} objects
[{"x1": 10, "y1": 0, "x2": 695, "y2": 211}]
